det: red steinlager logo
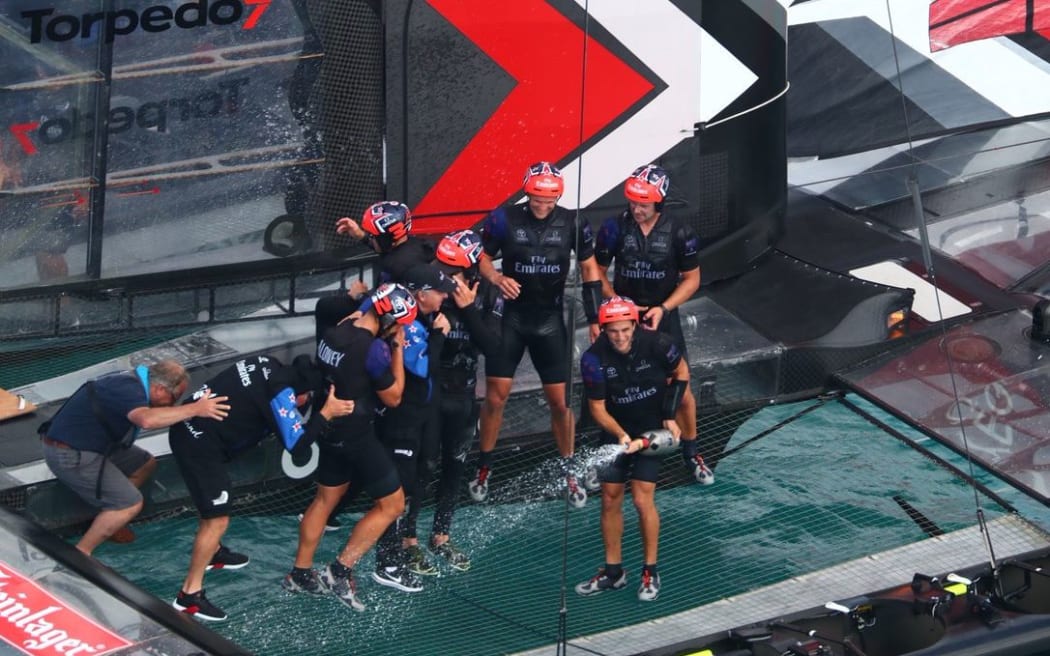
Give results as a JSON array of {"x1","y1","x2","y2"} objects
[
  {"x1": 22, "y1": 0, "x2": 271, "y2": 44},
  {"x1": 0, "y1": 563, "x2": 131, "y2": 655}
]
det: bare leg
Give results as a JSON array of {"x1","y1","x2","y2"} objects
[
  {"x1": 600, "y1": 483, "x2": 625, "y2": 565},
  {"x1": 632, "y1": 481, "x2": 659, "y2": 564},
  {"x1": 294, "y1": 483, "x2": 348, "y2": 569},
  {"x1": 76, "y1": 501, "x2": 142, "y2": 556},
  {"x1": 181, "y1": 515, "x2": 229, "y2": 594},
  {"x1": 127, "y1": 456, "x2": 157, "y2": 489},
  {"x1": 337, "y1": 488, "x2": 405, "y2": 569},
  {"x1": 478, "y1": 377, "x2": 513, "y2": 453},
  {"x1": 676, "y1": 384, "x2": 697, "y2": 440},
  {"x1": 543, "y1": 382, "x2": 574, "y2": 458}
]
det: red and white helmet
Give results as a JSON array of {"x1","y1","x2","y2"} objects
[
  {"x1": 523, "y1": 161, "x2": 564, "y2": 198},
  {"x1": 361, "y1": 201, "x2": 412, "y2": 252},
  {"x1": 598, "y1": 296, "x2": 639, "y2": 325},
  {"x1": 370, "y1": 282, "x2": 418, "y2": 328},
  {"x1": 436, "y1": 229, "x2": 483, "y2": 270},
  {"x1": 624, "y1": 165, "x2": 669, "y2": 204}
]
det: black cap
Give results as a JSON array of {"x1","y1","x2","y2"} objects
[
  {"x1": 401, "y1": 263, "x2": 457, "y2": 294},
  {"x1": 282, "y1": 354, "x2": 323, "y2": 395}
]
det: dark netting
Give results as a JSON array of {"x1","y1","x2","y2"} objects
[{"x1": 298, "y1": 0, "x2": 385, "y2": 252}]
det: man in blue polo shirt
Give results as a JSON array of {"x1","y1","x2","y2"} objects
[{"x1": 41, "y1": 359, "x2": 231, "y2": 556}]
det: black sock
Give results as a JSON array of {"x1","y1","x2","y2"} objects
[
  {"x1": 680, "y1": 439, "x2": 697, "y2": 464},
  {"x1": 642, "y1": 563, "x2": 658, "y2": 576},
  {"x1": 478, "y1": 450, "x2": 495, "y2": 469},
  {"x1": 604, "y1": 563, "x2": 623, "y2": 579},
  {"x1": 329, "y1": 560, "x2": 353, "y2": 578}
]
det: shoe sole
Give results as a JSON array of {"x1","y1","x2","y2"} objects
[
  {"x1": 574, "y1": 584, "x2": 626, "y2": 596},
  {"x1": 428, "y1": 548, "x2": 471, "y2": 572},
  {"x1": 205, "y1": 559, "x2": 249, "y2": 571},
  {"x1": 331, "y1": 594, "x2": 366, "y2": 612},
  {"x1": 638, "y1": 590, "x2": 660, "y2": 601},
  {"x1": 371, "y1": 571, "x2": 423, "y2": 593},
  {"x1": 172, "y1": 600, "x2": 227, "y2": 622},
  {"x1": 281, "y1": 577, "x2": 326, "y2": 595}
]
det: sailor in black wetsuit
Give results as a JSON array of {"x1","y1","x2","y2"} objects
[
  {"x1": 169, "y1": 354, "x2": 355, "y2": 622},
  {"x1": 574, "y1": 297, "x2": 689, "y2": 603},
  {"x1": 469, "y1": 162, "x2": 603, "y2": 508},
  {"x1": 314, "y1": 201, "x2": 435, "y2": 343},
  {"x1": 594, "y1": 165, "x2": 713, "y2": 485},
  {"x1": 285, "y1": 283, "x2": 415, "y2": 613},
  {"x1": 402, "y1": 230, "x2": 502, "y2": 573},
  {"x1": 372, "y1": 263, "x2": 454, "y2": 588}
]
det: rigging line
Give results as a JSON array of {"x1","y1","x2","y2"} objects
[
  {"x1": 836, "y1": 396, "x2": 1015, "y2": 513},
  {"x1": 885, "y1": 0, "x2": 916, "y2": 156},
  {"x1": 890, "y1": 0, "x2": 995, "y2": 568},
  {"x1": 558, "y1": 3, "x2": 592, "y2": 655},
  {"x1": 719, "y1": 395, "x2": 833, "y2": 461},
  {"x1": 702, "y1": 82, "x2": 790, "y2": 131}
]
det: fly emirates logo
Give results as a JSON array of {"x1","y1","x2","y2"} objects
[
  {"x1": 22, "y1": 0, "x2": 272, "y2": 44},
  {"x1": 0, "y1": 563, "x2": 131, "y2": 655}
]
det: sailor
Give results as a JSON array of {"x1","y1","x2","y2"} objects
[
  {"x1": 284, "y1": 283, "x2": 415, "y2": 612},
  {"x1": 575, "y1": 297, "x2": 689, "y2": 602},
  {"x1": 169, "y1": 354, "x2": 355, "y2": 622},
  {"x1": 401, "y1": 230, "x2": 503, "y2": 574},
  {"x1": 40, "y1": 359, "x2": 229, "y2": 557},
  {"x1": 469, "y1": 161, "x2": 602, "y2": 507},
  {"x1": 371, "y1": 263, "x2": 454, "y2": 588},
  {"x1": 314, "y1": 201, "x2": 434, "y2": 344},
  {"x1": 594, "y1": 164, "x2": 713, "y2": 484}
]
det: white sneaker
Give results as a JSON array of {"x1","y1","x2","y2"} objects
[
  {"x1": 638, "y1": 570, "x2": 661, "y2": 601},
  {"x1": 582, "y1": 466, "x2": 601, "y2": 492},
  {"x1": 691, "y1": 455, "x2": 715, "y2": 485},
  {"x1": 566, "y1": 475, "x2": 587, "y2": 508},
  {"x1": 468, "y1": 466, "x2": 490, "y2": 502}
]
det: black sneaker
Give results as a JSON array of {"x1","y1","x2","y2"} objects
[
  {"x1": 206, "y1": 544, "x2": 249, "y2": 571},
  {"x1": 574, "y1": 567, "x2": 627, "y2": 596},
  {"x1": 282, "y1": 568, "x2": 326, "y2": 595},
  {"x1": 320, "y1": 563, "x2": 366, "y2": 612},
  {"x1": 372, "y1": 564, "x2": 424, "y2": 593},
  {"x1": 429, "y1": 540, "x2": 471, "y2": 572},
  {"x1": 173, "y1": 589, "x2": 227, "y2": 622},
  {"x1": 405, "y1": 545, "x2": 438, "y2": 576}
]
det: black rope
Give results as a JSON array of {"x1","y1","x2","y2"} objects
[
  {"x1": 837, "y1": 396, "x2": 1016, "y2": 513},
  {"x1": 558, "y1": 0, "x2": 592, "y2": 651},
  {"x1": 719, "y1": 395, "x2": 835, "y2": 461}
]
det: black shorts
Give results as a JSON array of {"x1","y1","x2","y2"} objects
[
  {"x1": 377, "y1": 403, "x2": 431, "y2": 493},
  {"x1": 486, "y1": 305, "x2": 569, "y2": 384},
  {"x1": 316, "y1": 429, "x2": 401, "y2": 499},
  {"x1": 170, "y1": 421, "x2": 233, "y2": 519},
  {"x1": 656, "y1": 307, "x2": 688, "y2": 362},
  {"x1": 597, "y1": 434, "x2": 661, "y2": 484}
]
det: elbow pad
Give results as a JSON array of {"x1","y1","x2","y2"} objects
[
  {"x1": 661, "y1": 379, "x2": 688, "y2": 420},
  {"x1": 582, "y1": 280, "x2": 603, "y2": 323}
]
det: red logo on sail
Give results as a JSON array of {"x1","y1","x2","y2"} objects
[
  {"x1": 930, "y1": 0, "x2": 1050, "y2": 51},
  {"x1": 0, "y1": 562, "x2": 131, "y2": 656}
]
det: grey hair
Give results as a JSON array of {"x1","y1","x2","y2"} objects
[{"x1": 148, "y1": 359, "x2": 189, "y2": 392}]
